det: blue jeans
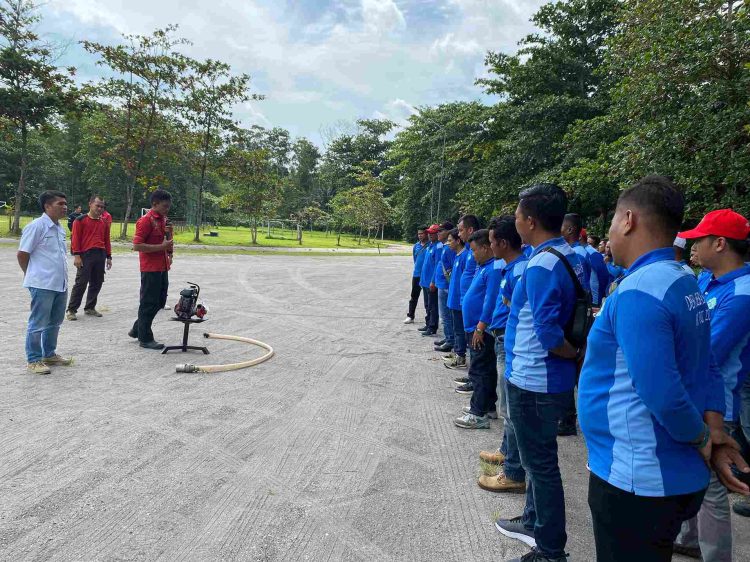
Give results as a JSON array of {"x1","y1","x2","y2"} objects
[
  {"x1": 468, "y1": 331, "x2": 497, "y2": 416},
  {"x1": 495, "y1": 336, "x2": 525, "y2": 482},
  {"x1": 508, "y1": 382, "x2": 568, "y2": 558},
  {"x1": 451, "y1": 308, "x2": 466, "y2": 357},
  {"x1": 437, "y1": 289, "x2": 454, "y2": 345},
  {"x1": 741, "y1": 375, "x2": 750, "y2": 447},
  {"x1": 26, "y1": 288, "x2": 67, "y2": 363}
]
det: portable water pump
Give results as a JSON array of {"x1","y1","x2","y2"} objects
[{"x1": 173, "y1": 282, "x2": 208, "y2": 320}]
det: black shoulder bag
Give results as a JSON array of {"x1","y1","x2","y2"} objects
[{"x1": 542, "y1": 247, "x2": 594, "y2": 348}]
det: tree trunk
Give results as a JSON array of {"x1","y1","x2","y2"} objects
[
  {"x1": 194, "y1": 117, "x2": 213, "y2": 243},
  {"x1": 120, "y1": 182, "x2": 136, "y2": 239},
  {"x1": 297, "y1": 223, "x2": 302, "y2": 245},
  {"x1": 11, "y1": 124, "x2": 28, "y2": 235},
  {"x1": 358, "y1": 224, "x2": 363, "y2": 245},
  {"x1": 251, "y1": 217, "x2": 258, "y2": 244}
]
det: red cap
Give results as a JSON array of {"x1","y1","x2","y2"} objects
[
  {"x1": 678, "y1": 209, "x2": 750, "y2": 240},
  {"x1": 580, "y1": 228, "x2": 588, "y2": 239},
  {"x1": 426, "y1": 224, "x2": 440, "y2": 234}
]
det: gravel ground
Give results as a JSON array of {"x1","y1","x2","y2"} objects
[{"x1": 0, "y1": 248, "x2": 748, "y2": 561}]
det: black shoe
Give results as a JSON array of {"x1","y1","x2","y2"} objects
[
  {"x1": 128, "y1": 328, "x2": 138, "y2": 339},
  {"x1": 733, "y1": 498, "x2": 750, "y2": 517},
  {"x1": 421, "y1": 330, "x2": 437, "y2": 337},
  {"x1": 455, "y1": 383, "x2": 474, "y2": 394},
  {"x1": 557, "y1": 425, "x2": 577, "y2": 437},
  {"x1": 434, "y1": 343, "x2": 453, "y2": 352},
  {"x1": 417, "y1": 326, "x2": 430, "y2": 332},
  {"x1": 453, "y1": 376, "x2": 470, "y2": 385},
  {"x1": 139, "y1": 341, "x2": 165, "y2": 350},
  {"x1": 434, "y1": 339, "x2": 446, "y2": 346},
  {"x1": 506, "y1": 548, "x2": 568, "y2": 562},
  {"x1": 672, "y1": 543, "x2": 701, "y2": 559}
]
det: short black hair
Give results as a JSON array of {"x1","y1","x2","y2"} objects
[
  {"x1": 563, "y1": 213, "x2": 583, "y2": 235},
  {"x1": 468, "y1": 228, "x2": 490, "y2": 247},
  {"x1": 488, "y1": 215, "x2": 521, "y2": 250},
  {"x1": 518, "y1": 183, "x2": 567, "y2": 233},
  {"x1": 448, "y1": 228, "x2": 463, "y2": 244},
  {"x1": 439, "y1": 221, "x2": 454, "y2": 231},
  {"x1": 39, "y1": 190, "x2": 67, "y2": 212},
  {"x1": 708, "y1": 236, "x2": 750, "y2": 257},
  {"x1": 89, "y1": 194, "x2": 103, "y2": 204},
  {"x1": 417, "y1": 225, "x2": 428, "y2": 232},
  {"x1": 588, "y1": 235, "x2": 601, "y2": 246},
  {"x1": 618, "y1": 175, "x2": 684, "y2": 236},
  {"x1": 150, "y1": 189, "x2": 172, "y2": 205},
  {"x1": 459, "y1": 214, "x2": 480, "y2": 231}
]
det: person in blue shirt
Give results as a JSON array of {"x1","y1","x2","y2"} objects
[
  {"x1": 578, "y1": 175, "x2": 748, "y2": 562},
  {"x1": 603, "y1": 239, "x2": 625, "y2": 294},
  {"x1": 495, "y1": 183, "x2": 588, "y2": 562},
  {"x1": 433, "y1": 222, "x2": 456, "y2": 353},
  {"x1": 404, "y1": 226, "x2": 428, "y2": 325},
  {"x1": 445, "y1": 228, "x2": 469, "y2": 370},
  {"x1": 417, "y1": 225, "x2": 441, "y2": 336},
  {"x1": 455, "y1": 229, "x2": 502, "y2": 429},
  {"x1": 674, "y1": 236, "x2": 696, "y2": 276},
  {"x1": 17, "y1": 190, "x2": 75, "y2": 375},
  {"x1": 674, "y1": 209, "x2": 750, "y2": 560},
  {"x1": 478, "y1": 215, "x2": 529, "y2": 494},
  {"x1": 448, "y1": 215, "x2": 481, "y2": 380}
]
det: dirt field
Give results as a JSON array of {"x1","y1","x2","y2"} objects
[{"x1": 1, "y1": 248, "x2": 748, "y2": 561}]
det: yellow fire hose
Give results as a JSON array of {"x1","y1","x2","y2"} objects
[{"x1": 175, "y1": 332, "x2": 274, "y2": 373}]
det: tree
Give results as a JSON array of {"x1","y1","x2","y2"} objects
[
  {"x1": 0, "y1": 0, "x2": 78, "y2": 234},
  {"x1": 220, "y1": 136, "x2": 280, "y2": 244},
  {"x1": 83, "y1": 25, "x2": 188, "y2": 238},
  {"x1": 180, "y1": 58, "x2": 261, "y2": 241}
]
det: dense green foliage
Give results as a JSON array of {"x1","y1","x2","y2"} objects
[{"x1": 2, "y1": 0, "x2": 748, "y2": 243}]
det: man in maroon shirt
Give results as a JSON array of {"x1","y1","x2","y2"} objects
[
  {"x1": 128, "y1": 189, "x2": 173, "y2": 349},
  {"x1": 66, "y1": 195, "x2": 112, "y2": 320}
]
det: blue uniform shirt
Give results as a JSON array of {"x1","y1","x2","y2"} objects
[
  {"x1": 504, "y1": 237, "x2": 588, "y2": 393},
  {"x1": 462, "y1": 257, "x2": 502, "y2": 333},
  {"x1": 570, "y1": 242, "x2": 592, "y2": 294},
  {"x1": 698, "y1": 265, "x2": 750, "y2": 422},
  {"x1": 419, "y1": 242, "x2": 440, "y2": 289},
  {"x1": 448, "y1": 249, "x2": 469, "y2": 311},
  {"x1": 585, "y1": 245, "x2": 610, "y2": 306},
  {"x1": 579, "y1": 247, "x2": 724, "y2": 497},
  {"x1": 412, "y1": 241, "x2": 428, "y2": 277},
  {"x1": 459, "y1": 251, "x2": 477, "y2": 305},
  {"x1": 489, "y1": 255, "x2": 529, "y2": 331},
  {"x1": 434, "y1": 243, "x2": 456, "y2": 290}
]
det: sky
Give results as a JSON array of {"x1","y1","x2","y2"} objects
[{"x1": 40, "y1": 0, "x2": 547, "y2": 146}]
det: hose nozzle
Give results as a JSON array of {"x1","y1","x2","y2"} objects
[{"x1": 175, "y1": 364, "x2": 200, "y2": 373}]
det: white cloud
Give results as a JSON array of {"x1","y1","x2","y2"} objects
[{"x1": 42, "y1": 0, "x2": 548, "y2": 145}]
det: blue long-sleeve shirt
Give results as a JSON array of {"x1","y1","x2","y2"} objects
[
  {"x1": 412, "y1": 242, "x2": 428, "y2": 277},
  {"x1": 434, "y1": 244, "x2": 456, "y2": 290},
  {"x1": 570, "y1": 242, "x2": 592, "y2": 294},
  {"x1": 459, "y1": 251, "x2": 477, "y2": 305},
  {"x1": 698, "y1": 265, "x2": 750, "y2": 422},
  {"x1": 448, "y1": 249, "x2": 469, "y2": 311},
  {"x1": 462, "y1": 257, "x2": 502, "y2": 333},
  {"x1": 579, "y1": 247, "x2": 724, "y2": 497},
  {"x1": 585, "y1": 245, "x2": 610, "y2": 306},
  {"x1": 504, "y1": 238, "x2": 588, "y2": 393},
  {"x1": 489, "y1": 255, "x2": 529, "y2": 331},
  {"x1": 419, "y1": 242, "x2": 440, "y2": 289}
]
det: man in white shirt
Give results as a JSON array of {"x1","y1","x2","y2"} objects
[{"x1": 17, "y1": 190, "x2": 74, "y2": 374}]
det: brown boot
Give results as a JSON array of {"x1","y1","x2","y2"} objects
[
  {"x1": 478, "y1": 473, "x2": 526, "y2": 494},
  {"x1": 479, "y1": 450, "x2": 505, "y2": 464}
]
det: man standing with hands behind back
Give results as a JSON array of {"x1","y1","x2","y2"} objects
[
  {"x1": 128, "y1": 189, "x2": 173, "y2": 350},
  {"x1": 66, "y1": 195, "x2": 112, "y2": 321}
]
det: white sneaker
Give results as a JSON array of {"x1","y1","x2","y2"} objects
[{"x1": 402, "y1": 317, "x2": 414, "y2": 324}]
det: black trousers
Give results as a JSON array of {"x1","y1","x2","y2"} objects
[
  {"x1": 407, "y1": 276, "x2": 425, "y2": 319},
  {"x1": 588, "y1": 472, "x2": 705, "y2": 562},
  {"x1": 422, "y1": 287, "x2": 439, "y2": 331},
  {"x1": 67, "y1": 249, "x2": 106, "y2": 313},
  {"x1": 132, "y1": 271, "x2": 169, "y2": 343}
]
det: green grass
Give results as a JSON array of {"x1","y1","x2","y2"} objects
[{"x1": 1, "y1": 216, "x2": 405, "y2": 250}]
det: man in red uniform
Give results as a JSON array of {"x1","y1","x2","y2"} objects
[
  {"x1": 101, "y1": 202, "x2": 113, "y2": 228},
  {"x1": 128, "y1": 189, "x2": 173, "y2": 350},
  {"x1": 66, "y1": 195, "x2": 112, "y2": 320}
]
